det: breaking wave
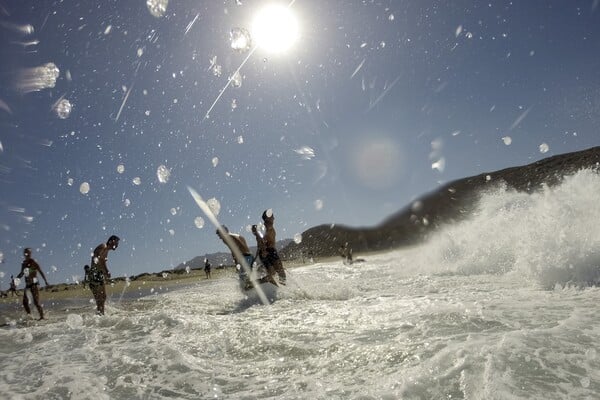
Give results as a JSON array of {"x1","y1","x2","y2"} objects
[{"x1": 418, "y1": 169, "x2": 600, "y2": 289}]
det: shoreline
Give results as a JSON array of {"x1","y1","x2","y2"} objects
[{"x1": 0, "y1": 256, "x2": 350, "y2": 320}]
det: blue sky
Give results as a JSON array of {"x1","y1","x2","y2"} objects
[{"x1": 0, "y1": 0, "x2": 599, "y2": 284}]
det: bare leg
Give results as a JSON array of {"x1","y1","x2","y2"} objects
[
  {"x1": 31, "y1": 285, "x2": 44, "y2": 319},
  {"x1": 22, "y1": 290, "x2": 31, "y2": 314}
]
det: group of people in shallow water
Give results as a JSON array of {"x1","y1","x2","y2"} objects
[
  {"x1": 8, "y1": 235, "x2": 120, "y2": 319},
  {"x1": 216, "y1": 209, "x2": 287, "y2": 290},
  {"x1": 8, "y1": 208, "x2": 287, "y2": 319}
]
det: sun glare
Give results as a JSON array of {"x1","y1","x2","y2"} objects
[{"x1": 251, "y1": 4, "x2": 299, "y2": 54}]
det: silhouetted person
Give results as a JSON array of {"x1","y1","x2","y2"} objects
[
  {"x1": 251, "y1": 224, "x2": 268, "y2": 269},
  {"x1": 83, "y1": 265, "x2": 90, "y2": 288},
  {"x1": 9, "y1": 275, "x2": 18, "y2": 296},
  {"x1": 89, "y1": 235, "x2": 120, "y2": 315},
  {"x1": 204, "y1": 259, "x2": 212, "y2": 279},
  {"x1": 262, "y1": 209, "x2": 286, "y2": 285},
  {"x1": 251, "y1": 223, "x2": 281, "y2": 287},
  {"x1": 17, "y1": 248, "x2": 49, "y2": 320},
  {"x1": 339, "y1": 242, "x2": 353, "y2": 264}
]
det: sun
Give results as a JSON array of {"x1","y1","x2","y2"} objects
[{"x1": 251, "y1": 4, "x2": 300, "y2": 54}]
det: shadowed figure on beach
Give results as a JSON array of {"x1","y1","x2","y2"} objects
[
  {"x1": 204, "y1": 258, "x2": 212, "y2": 279},
  {"x1": 9, "y1": 275, "x2": 18, "y2": 296},
  {"x1": 17, "y1": 248, "x2": 49, "y2": 320},
  {"x1": 89, "y1": 235, "x2": 119, "y2": 315}
]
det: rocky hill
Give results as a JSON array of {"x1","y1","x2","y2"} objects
[{"x1": 280, "y1": 146, "x2": 600, "y2": 260}]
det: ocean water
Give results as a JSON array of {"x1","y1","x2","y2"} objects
[{"x1": 1, "y1": 170, "x2": 600, "y2": 399}]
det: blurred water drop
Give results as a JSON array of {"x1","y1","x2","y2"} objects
[
  {"x1": 147, "y1": 0, "x2": 168, "y2": 18},
  {"x1": 79, "y1": 182, "x2": 90, "y2": 194},
  {"x1": 124, "y1": 198, "x2": 131, "y2": 207},
  {"x1": 231, "y1": 99, "x2": 237, "y2": 110},
  {"x1": 170, "y1": 208, "x2": 177, "y2": 216},
  {"x1": 314, "y1": 199, "x2": 323, "y2": 211},
  {"x1": 455, "y1": 25, "x2": 463, "y2": 37},
  {"x1": 169, "y1": 229, "x2": 175, "y2": 236},
  {"x1": 16, "y1": 63, "x2": 60, "y2": 93},
  {"x1": 212, "y1": 157, "x2": 219, "y2": 167},
  {"x1": 157, "y1": 165, "x2": 171, "y2": 183},
  {"x1": 117, "y1": 164, "x2": 125, "y2": 174},
  {"x1": 230, "y1": 27, "x2": 252, "y2": 52},
  {"x1": 54, "y1": 98, "x2": 72, "y2": 119},
  {"x1": 194, "y1": 216, "x2": 205, "y2": 229},
  {"x1": 133, "y1": 177, "x2": 142, "y2": 185},
  {"x1": 231, "y1": 71, "x2": 243, "y2": 88},
  {"x1": 502, "y1": 136, "x2": 512, "y2": 145},
  {"x1": 431, "y1": 158, "x2": 446, "y2": 172},
  {"x1": 67, "y1": 178, "x2": 74, "y2": 186},
  {"x1": 185, "y1": 266, "x2": 191, "y2": 274},
  {"x1": 293, "y1": 233, "x2": 302, "y2": 244},
  {"x1": 265, "y1": 209, "x2": 273, "y2": 218},
  {"x1": 236, "y1": 136, "x2": 244, "y2": 144},
  {"x1": 388, "y1": 13, "x2": 395, "y2": 21},
  {"x1": 294, "y1": 146, "x2": 315, "y2": 160},
  {"x1": 539, "y1": 143, "x2": 549, "y2": 153},
  {"x1": 466, "y1": 32, "x2": 473, "y2": 39},
  {"x1": 207, "y1": 198, "x2": 221, "y2": 216},
  {"x1": 411, "y1": 201, "x2": 424, "y2": 212}
]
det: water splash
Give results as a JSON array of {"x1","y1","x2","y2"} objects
[
  {"x1": 146, "y1": 0, "x2": 168, "y2": 18},
  {"x1": 156, "y1": 165, "x2": 171, "y2": 183},
  {"x1": 230, "y1": 27, "x2": 252, "y2": 53},
  {"x1": 417, "y1": 169, "x2": 600, "y2": 288},
  {"x1": 16, "y1": 63, "x2": 60, "y2": 93},
  {"x1": 53, "y1": 98, "x2": 72, "y2": 119}
]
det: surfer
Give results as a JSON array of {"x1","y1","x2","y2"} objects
[
  {"x1": 89, "y1": 235, "x2": 120, "y2": 315},
  {"x1": 17, "y1": 248, "x2": 49, "y2": 320},
  {"x1": 216, "y1": 226, "x2": 255, "y2": 290},
  {"x1": 261, "y1": 209, "x2": 287, "y2": 285}
]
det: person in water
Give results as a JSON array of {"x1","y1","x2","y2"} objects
[
  {"x1": 82, "y1": 265, "x2": 90, "y2": 288},
  {"x1": 17, "y1": 248, "x2": 49, "y2": 320},
  {"x1": 339, "y1": 242, "x2": 353, "y2": 264},
  {"x1": 261, "y1": 209, "x2": 287, "y2": 285},
  {"x1": 216, "y1": 226, "x2": 255, "y2": 290},
  {"x1": 204, "y1": 258, "x2": 212, "y2": 279},
  {"x1": 89, "y1": 235, "x2": 120, "y2": 315},
  {"x1": 251, "y1": 224, "x2": 279, "y2": 286},
  {"x1": 9, "y1": 275, "x2": 18, "y2": 296}
]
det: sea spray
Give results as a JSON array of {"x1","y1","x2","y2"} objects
[{"x1": 417, "y1": 169, "x2": 600, "y2": 288}]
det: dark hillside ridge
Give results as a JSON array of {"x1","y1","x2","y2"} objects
[{"x1": 280, "y1": 146, "x2": 600, "y2": 260}]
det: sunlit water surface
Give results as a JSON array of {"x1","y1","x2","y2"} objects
[{"x1": 1, "y1": 170, "x2": 600, "y2": 399}]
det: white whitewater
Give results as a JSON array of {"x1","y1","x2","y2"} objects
[{"x1": 1, "y1": 169, "x2": 600, "y2": 399}]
